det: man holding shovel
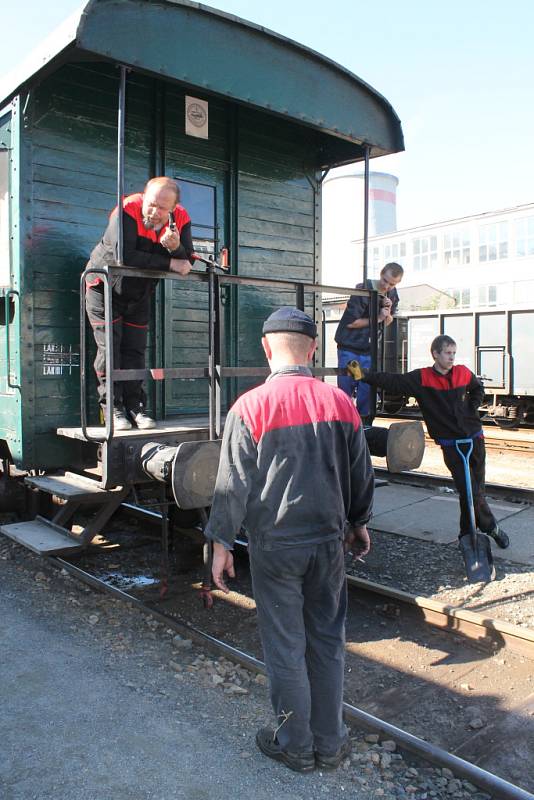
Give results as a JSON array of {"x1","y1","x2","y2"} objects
[{"x1": 349, "y1": 334, "x2": 509, "y2": 579}]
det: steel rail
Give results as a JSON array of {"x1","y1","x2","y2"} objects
[
  {"x1": 50, "y1": 556, "x2": 533, "y2": 800},
  {"x1": 346, "y1": 575, "x2": 534, "y2": 659},
  {"x1": 373, "y1": 467, "x2": 534, "y2": 506},
  {"x1": 116, "y1": 502, "x2": 534, "y2": 657}
]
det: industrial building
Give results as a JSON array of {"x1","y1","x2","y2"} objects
[{"x1": 322, "y1": 171, "x2": 534, "y2": 312}]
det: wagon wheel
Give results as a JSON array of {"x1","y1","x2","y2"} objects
[
  {"x1": 378, "y1": 393, "x2": 406, "y2": 416},
  {"x1": 381, "y1": 399, "x2": 406, "y2": 416},
  {"x1": 495, "y1": 416, "x2": 520, "y2": 430},
  {"x1": 495, "y1": 406, "x2": 525, "y2": 430}
]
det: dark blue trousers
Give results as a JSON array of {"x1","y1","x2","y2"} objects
[
  {"x1": 249, "y1": 537, "x2": 348, "y2": 755},
  {"x1": 337, "y1": 350, "x2": 372, "y2": 416}
]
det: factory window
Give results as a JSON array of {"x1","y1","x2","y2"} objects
[
  {"x1": 370, "y1": 245, "x2": 381, "y2": 277},
  {"x1": 413, "y1": 235, "x2": 438, "y2": 271},
  {"x1": 515, "y1": 216, "x2": 534, "y2": 257},
  {"x1": 478, "y1": 285, "x2": 497, "y2": 307},
  {"x1": 384, "y1": 241, "x2": 405, "y2": 262},
  {"x1": 450, "y1": 288, "x2": 471, "y2": 308},
  {"x1": 513, "y1": 280, "x2": 534, "y2": 304},
  {"x1": 479, "y1": 222, "x2": 508, "y2": 261},
  {"x1": 444, "y1": 228, "x2": 470, "y2": 266}
]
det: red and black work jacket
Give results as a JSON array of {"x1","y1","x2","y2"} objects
[
  {"x1": 86, "y1": 193, "x2": 194, "y2": 301},
  {"x1": 363, "y1": 365, "x2": 485, "y2": 442},
  {"x1": 204, "y1": 366, "x2": 374, "y2": 550}
]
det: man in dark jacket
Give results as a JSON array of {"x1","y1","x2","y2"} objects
[
  {"x1": 335, "y1": 262, "x2": 403, "y2": 420},
  {"x1": 85, "y1": 176, "x2": 194, "y2": 430},
  {"x1": 353, "y1": 333, "x2": 509, "y2": 550},
  {"x1": 204, "y1": 307, "x2": 374, "y2": 773}
]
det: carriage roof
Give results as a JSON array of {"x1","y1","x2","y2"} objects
[{"x1": 0, "y1": 0, "x2": 404, "y2": 166}]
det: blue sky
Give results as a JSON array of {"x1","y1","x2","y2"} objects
[{"x1": 2, "y1": 0, "x2": 533, "y2": 229}]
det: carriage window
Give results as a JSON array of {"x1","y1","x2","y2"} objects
[
  {"x1": 479, "y1": 221, "x2": 508, "y2": 261},
  {"x1": 479, "y1": 312, "x2": 505, "y2": 346},
  {"x1": 0, "y1": 149, "x2": 10, "y2": 288},
  {"x1": 515, "y1": 216, "x2": 534, "y2": 257},
  {"x1": 443, "y1": 315, "x2": 474, "y2": 370},
  {"x1": 413, "y1": 235, "x2": 438, "y2": 271},
  {"x1": 444, "y1": 227, "x2": 470, "y2": 267},
  {"x1": 174, "y1": 178, "x2": 216, "y2": 253}
]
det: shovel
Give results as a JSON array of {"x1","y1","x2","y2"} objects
[{"x1": 455, "y1": 439, "x2": 495, "y2": 583}]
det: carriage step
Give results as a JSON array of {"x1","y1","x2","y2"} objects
[
  {"x1": 0, "y1": 516, "x2": 83, "y2": 555},
  {"x1": 25, "y1": 472, "x2": 121, "y2": 502}
]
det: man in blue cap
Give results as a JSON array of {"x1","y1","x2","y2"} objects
[{"x1": 205, "y1": 306, "x2": 374, "y2": 773}]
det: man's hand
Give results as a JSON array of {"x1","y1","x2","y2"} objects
[
  {"x1": 169, "y1": 258, "x2": 192, "y2": 276},
  {"x1": 160, "y1": 229, "x2": 181, "y2": 252},
  {"x1": 378, "y1": 296, "x2": 392, "y2": 323},
  {"x1": 344, "y1": 524, "x2": 370, "y2": 558},
  {"x1": 378, "y1": 306, "x2": 390, "y2": 322},
  {"x1": 212, "y1": 542, "x2": 235, "y2": 593}
]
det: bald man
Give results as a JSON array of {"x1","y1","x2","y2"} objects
[
  {"x1": 85, "y1": 177, "x2": 194, "y2": 430},
  {"x1": 205, "y1": 307, "x2": 373, "y2": 773}
]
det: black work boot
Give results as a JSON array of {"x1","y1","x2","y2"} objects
[
  {"x1": 487, "y1": 525, "x2": 510, "y2": 549},
  {"x1": 315, "y1": 738, "x2": 352, "y2": 770},
  {"x1": 255, "y1": 728, "x2": 315, "y2": 773}
]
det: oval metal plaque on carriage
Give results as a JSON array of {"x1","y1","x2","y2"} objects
[{"x1": 171, "y1": 440, "x2": 222, "y2": 509}]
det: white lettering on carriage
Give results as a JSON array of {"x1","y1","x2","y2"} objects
[{"x1": 42, "y1": 344, "x2": 80, "y2": 376}]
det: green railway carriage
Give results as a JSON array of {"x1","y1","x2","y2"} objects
[{"x1": 0, "y1": 0, "x2": 404, "y2": 478}]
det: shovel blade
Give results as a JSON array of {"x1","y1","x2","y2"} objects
[{"x1": 459, "y1": 533, "x2": 495, "y2": 583}]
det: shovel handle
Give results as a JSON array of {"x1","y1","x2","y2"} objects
[
  {"x1": 454, "y1": 437, "x2": 474, "y2": 461},
  {"x1": 454, "y1": 438, "x2": 478, "y2": 553}
]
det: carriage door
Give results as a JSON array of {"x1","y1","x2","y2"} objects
[
  {"x1": 160, "y1": 171, "x2": 227, "y2": 418},
  {"x1": 476, "y1": 312, "x2": 508, "y2": 391},
  {"x1": 0, "y1": 114, "x2": 20, "y2": 456}
]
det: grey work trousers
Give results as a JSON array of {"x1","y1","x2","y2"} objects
[{"x1": 249, "y1": 536, "x2": 348, "y2": 755}]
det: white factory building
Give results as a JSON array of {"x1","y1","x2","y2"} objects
[{"x1": 322, "y1": 171, "x2": 534, "y2": 312}]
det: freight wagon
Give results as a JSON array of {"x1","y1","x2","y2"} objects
[{"x1": 380, "y1": 309, "x2": 534, "y2": 427}]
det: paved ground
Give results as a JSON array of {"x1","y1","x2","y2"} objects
[
  {"x1": 0, "y1": 556, "x2": 345, "y2": 800},
  {"x1": 4, "y1": 444, "x2": 532, "y2": 800},
  {"x1": 370, "y1": 482, "x2": 533, "y2": 566},
  {"x1": 0, "y1": 543, "x2": 498, "y2": 800}
]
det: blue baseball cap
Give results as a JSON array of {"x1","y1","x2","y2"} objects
[{"x1": 262, "y1": 306, "x2": 317, "y2": 338}]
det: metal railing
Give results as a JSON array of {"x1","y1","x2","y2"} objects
[{"x1": 80, "y1": 264, "x2": 379, "y2": 443}]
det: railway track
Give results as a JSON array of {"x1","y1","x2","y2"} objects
[
  {"x1": 47, "y1": 530, "x2": 534, "y2": 799},
  {"x1": 373, "y1": 467, "x2": 534, "y2": 506}
]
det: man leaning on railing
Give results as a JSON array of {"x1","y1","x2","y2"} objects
[{"x1": 84, "y1": 177, "x2": 194, "y2": 430}]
